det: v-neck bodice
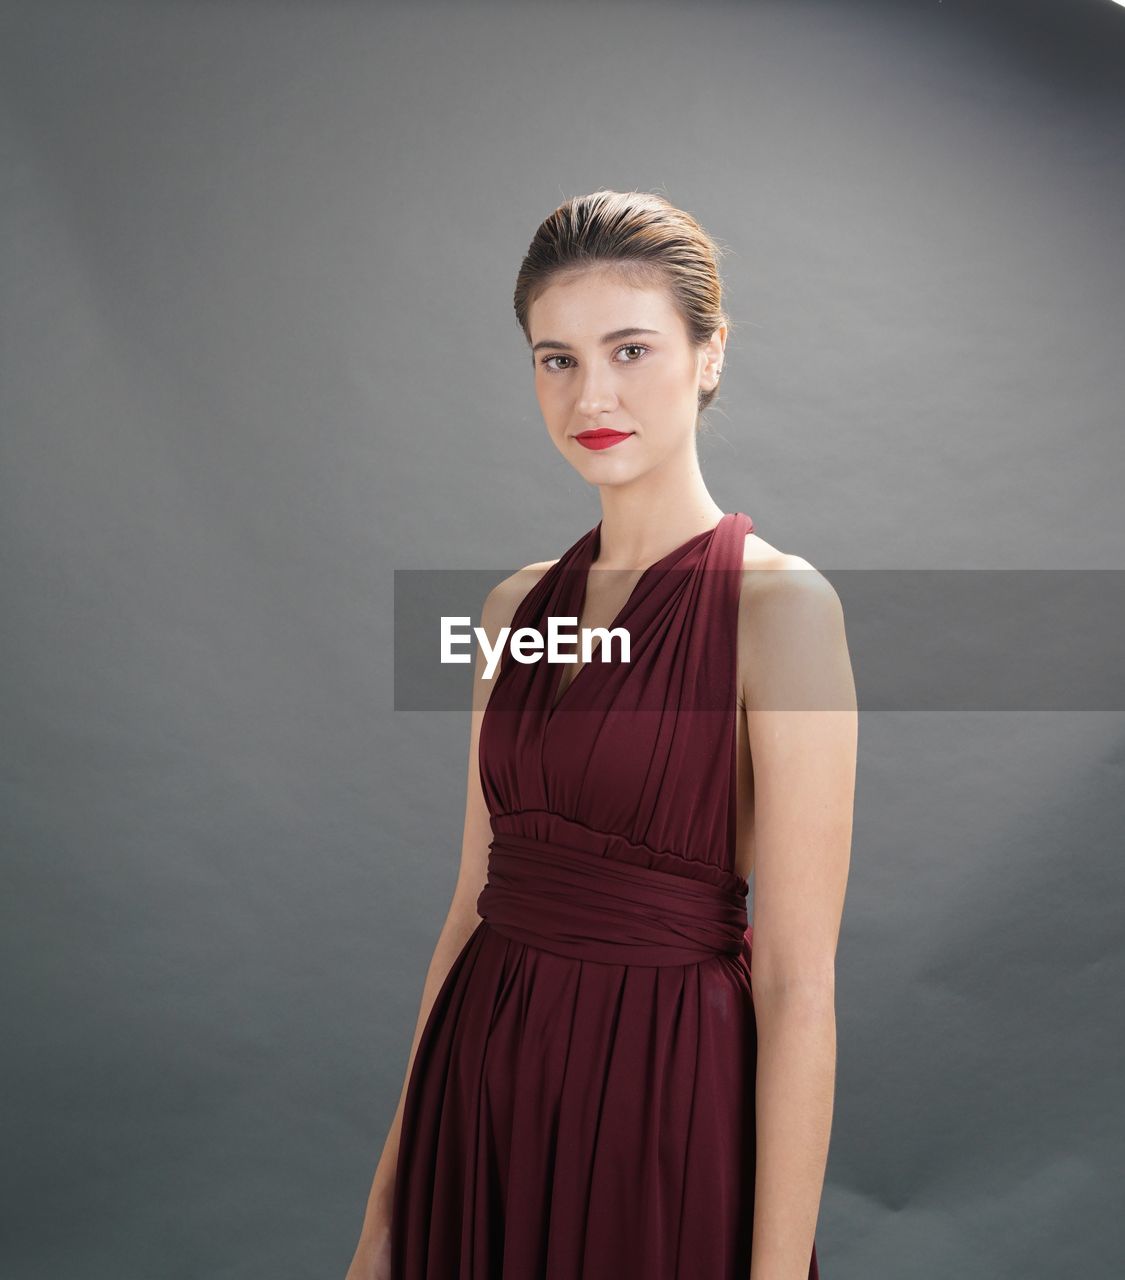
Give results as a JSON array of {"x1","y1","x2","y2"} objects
[
  {"x1": 478, "y1": 511, "x2": 754, "y2": 887},
  {"x1": 546, "y1": 515, "x2": 734, "y2": 718}
]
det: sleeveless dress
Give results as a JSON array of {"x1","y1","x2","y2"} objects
[{"x1": 390, "y1": 511, "x2": 821, "y2": 1280}]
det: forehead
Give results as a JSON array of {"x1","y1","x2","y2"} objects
[{"x1": 528, "y1": 267, "x2": 679, "y2": 341}]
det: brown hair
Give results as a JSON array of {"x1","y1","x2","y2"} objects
[{"x1": 513, "y1": 189, "x2": 732, "y2": 427}]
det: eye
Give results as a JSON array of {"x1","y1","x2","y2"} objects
[{"x1": 539, "y1": 343, "x2": 650, "y2": 372}]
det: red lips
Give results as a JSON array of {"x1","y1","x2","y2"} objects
[{"x1": 575, "y1": 429, "x2": 633, "y2": 452}]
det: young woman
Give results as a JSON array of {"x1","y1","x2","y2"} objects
[{"x1": 347, "y1": 189, "x2": 857, "y2": 1280}]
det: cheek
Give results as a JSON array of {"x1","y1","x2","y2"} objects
[
  {"x1": 537, "y1": 391, "x2": 569, "y2": 433},
  {"x1": 539, "y1": 386, "x2": 566, "y2": 414},
  {"x1": 638, "y1": 364, "x2": 692, "y2": 405}
]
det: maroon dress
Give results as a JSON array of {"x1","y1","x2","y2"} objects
[{"x1": 391, "y1": 511, "x2": 820, "y2": 1279}]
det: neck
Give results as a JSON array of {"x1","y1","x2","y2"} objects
[{"x1": 594, "y1": 458, "x2": 724, "y2": 568}]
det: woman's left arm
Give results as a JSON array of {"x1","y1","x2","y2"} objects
[{"x1": 740, "y1": 558, "x2": 858, "y2": 1280}]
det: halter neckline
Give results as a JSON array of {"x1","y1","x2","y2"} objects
[{"x1": 547, "y1": 512, "x2": 742, "y2": 719}]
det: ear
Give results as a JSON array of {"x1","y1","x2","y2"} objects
[{"x1": 701, "y1": 323, "x2": 727, "y2": 391}]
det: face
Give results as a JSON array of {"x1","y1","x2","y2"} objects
[{"x1": 527, "y1": 267, "x2": 724, "y2": 484}]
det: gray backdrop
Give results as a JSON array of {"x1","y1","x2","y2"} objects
[{"x1": 2, "y1": 0, "x2": 1123, "y2": 1276}]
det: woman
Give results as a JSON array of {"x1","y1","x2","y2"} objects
[{"x1": 348, "y1": 190, "x2": 857, "y2": 1279}]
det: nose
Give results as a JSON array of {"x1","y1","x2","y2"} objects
[{"x1": 575, "y1": 367, "x2": 619, "y2": 418}]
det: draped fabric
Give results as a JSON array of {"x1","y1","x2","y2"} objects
[{"x1": 391, "y1": 512, "x2": 820, "y2": 1279}]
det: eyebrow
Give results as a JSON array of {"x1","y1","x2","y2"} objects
[{"x1": 530, "y1": 327, "x2": 662, "y2": 354}]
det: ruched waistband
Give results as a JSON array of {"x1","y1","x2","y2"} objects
[{"x1": 475, "y1": 832, "x2": 749, "y2": 967}]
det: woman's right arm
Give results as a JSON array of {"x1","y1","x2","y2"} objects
[{"x1": 345, "y1": 564, "x2": 550, "y2": 1280}]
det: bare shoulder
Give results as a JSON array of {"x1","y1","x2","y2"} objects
[
  {"x1": 480, "y1": 558, "x2": 559, "y2": 636},
  {"x1": 738, "y1": 530, "x2": 843, "y2": 615},
  {"x1": 737, "y1": 530, "x2": 854, "y2": 710}
]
